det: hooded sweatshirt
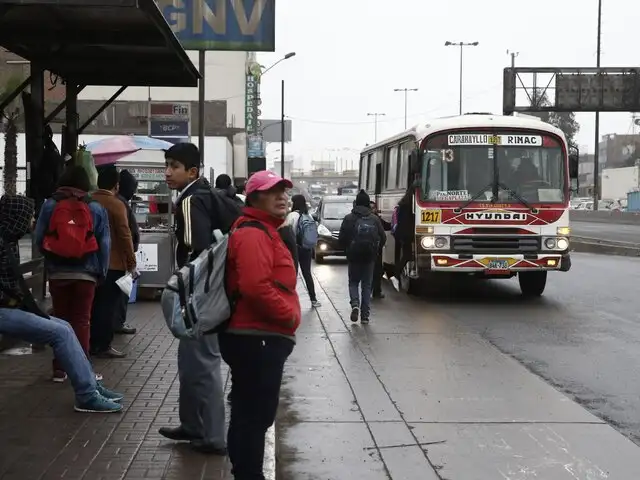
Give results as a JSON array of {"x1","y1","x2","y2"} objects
[
  {"x1": 0, "y1": 195, "x2": 39, "y2": 309},
  {"x1": 338, "y1": 190, "x2": 386, "y2": 261}
]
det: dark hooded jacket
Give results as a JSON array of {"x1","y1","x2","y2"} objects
[
  {"x1": 338, "y1": 190, "x2": 386, "y2": 261},
  {"x1": 117, "y1": 169, "x2": 140, "y2": 252},
  {"x1": 216, "y1": 185, "x2": 245, "y2": 208},
  {"x1": 0, "y1": 195, "x2": 48, "y2": 317}
]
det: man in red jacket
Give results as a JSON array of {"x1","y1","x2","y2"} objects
[{"x1": 220, "y1": 170, "x2": 300, "y2": 480}]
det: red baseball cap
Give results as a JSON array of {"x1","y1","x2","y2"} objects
[{"x1": 245, "y1": 170, "x2": 293, "y2": 195}]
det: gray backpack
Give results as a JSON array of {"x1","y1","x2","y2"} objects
[{"x1": 161, "y1": 221, "x2": 268, "y2": 339}]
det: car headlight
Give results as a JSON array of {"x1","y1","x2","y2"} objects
[
  {"x1": 420, "y1": 236, "x2": 449, "y2": 250},
  {"x1": 317, "y1": 224, "x2": 331, "y2": 236}
]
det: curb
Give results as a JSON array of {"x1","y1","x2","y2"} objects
[
  {"x1": 571, "y1": 236, "x2": 640, "y2": 257},
  {"x1": 264, "y1": 424, "x2": 276, "y2": 480}
]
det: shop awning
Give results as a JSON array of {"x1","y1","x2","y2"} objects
[{"x1": 0, "y1": 0, "x2": 200, "y2": 87}]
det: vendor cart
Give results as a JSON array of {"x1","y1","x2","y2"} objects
[{"x1": 116, "y1": 158, "x2": 175, "y2": 290}]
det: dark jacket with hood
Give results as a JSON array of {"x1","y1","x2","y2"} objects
[
  {"x1": 0, "y1": 195, "x2": 48, "y2": 318},
  {"x1": 174, "y1": 177, "x2": 240, "y2": 268},
  {"x1": 338, "y1": 190, "x2": 386, "y2": 261},
  {"x1": 216, "y1": 185, "x2": 245, "y2": 208},
  {"x1": 117, "y1": 169, "x2": 140, "y2": 252}
]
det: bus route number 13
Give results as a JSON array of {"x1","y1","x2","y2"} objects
[{"x1": 421, "y1": 209, "x2": 441, "y2": 224}]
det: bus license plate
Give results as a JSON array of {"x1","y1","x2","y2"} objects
[{"x1": 487, "y1": 259, "x2": 509, "y2": 270}]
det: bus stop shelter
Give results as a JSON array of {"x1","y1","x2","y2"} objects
[{"x1": 0, "y1": 0, "x2": 199, "y2": 301}]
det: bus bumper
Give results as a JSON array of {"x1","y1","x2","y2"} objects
[{"x1": 417, "y1": 252, "x2": 572, "y2": 273}]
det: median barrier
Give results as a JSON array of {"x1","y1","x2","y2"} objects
[
  {"x1": 571, "y1": 235, "x2": 640, "y2": 257},
  {"x1": 570, "y1": 210, "x2": 640, "y2": 225}
]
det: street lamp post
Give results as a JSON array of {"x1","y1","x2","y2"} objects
[
  {"x1": 444, "y1": 41, "x2": 479, "y2": 115},
  {"x1": 367, "y1": 112, "x2": 386, "y2": 142},
  {"x1": 393, "y1": 88, "x2": 418, "y2": 129}
]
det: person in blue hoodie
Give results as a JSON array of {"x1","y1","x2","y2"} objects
[{"x1": 35, "y1": 165, "x2": 111, "y2": 383}]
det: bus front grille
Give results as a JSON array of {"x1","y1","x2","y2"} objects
[{"x1": 451, "y1": 235, "x2": 540, "y2": 253}]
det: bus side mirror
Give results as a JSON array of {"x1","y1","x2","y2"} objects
[{"x1": 569, "y1": 153, "x2": 579, "y2": 179}]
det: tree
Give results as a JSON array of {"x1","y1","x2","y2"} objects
[
  {"x1": 0, "y1": 75, "x2": 22, "y2": 196},
  {"x1": 529, "y1": 88, "x2": 580, "y2": 147}
]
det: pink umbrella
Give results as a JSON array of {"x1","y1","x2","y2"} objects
[{"x1": 84, "y1": 135, "x2": 175, "y2": 166}]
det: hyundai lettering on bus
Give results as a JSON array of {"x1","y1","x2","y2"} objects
[{"x1": 358, "y1": 113, "x2": 579, "y2": 297}]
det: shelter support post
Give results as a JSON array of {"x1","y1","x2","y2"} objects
[
  {"x1": 78, "y1": 86, "x2": 127, "y2": 133},
  {"x1": 44, "y1": 85, "x2": 86, "y2": 125},
  {"x1": 25, "y1": 64, "x2": 45, "y2": 295},
  {"x1": 63, "y1": 82, "x2": 79, "y2": 157},
  {"x1": 198, "y1": 50, "x2": 205, "y2": 168}
]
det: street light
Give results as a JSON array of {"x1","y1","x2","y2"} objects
[
  {"x1": 444, "y1": 41, "x2": 479, "y2": 115},
  {"x1": 394, "y1": 88, "x2": 418, "y2": 129},
  {"x1": 262, "y1": 51, "x2": 296, "y2": 75},
  {"x1": 367, "y1": 113, "x2": 386, "y2": 142}
]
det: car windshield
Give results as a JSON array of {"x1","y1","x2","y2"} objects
[
  {"x1": 421, "y1": 132, "x2": 566, "y2": 204},
  {"x1": 322, "y1": 202, "x2": 352, "y2": 220}
]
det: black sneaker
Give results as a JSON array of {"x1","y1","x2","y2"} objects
[
  {"x1": 159, "y1": 426, "x2": 201, "y2": 442},
  {"x1": 361, "y1": 316, "x2": 370, "y2": 325},
  {"x1": 350, "y1": 306, "x2": 360, "y2": 322}
]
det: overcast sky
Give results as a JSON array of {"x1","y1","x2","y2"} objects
[{"x1": 257, "y1": 0, "x2": 639, "y2": 170}]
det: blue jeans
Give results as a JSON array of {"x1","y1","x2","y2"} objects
[
  {"x1": 0, "y1": 308, "x2": 96, "y2": 403},
  {"x1": 348, "y1": 261, "x2": 375, "y2": 318}
]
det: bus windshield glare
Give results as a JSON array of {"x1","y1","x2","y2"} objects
[{"x1": 421, "y1": 132, "x2": 566, "y2": 204}]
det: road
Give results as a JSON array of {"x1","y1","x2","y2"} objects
[
  {"x1": 572, "y1": 220, "x2": 640, "y2": 244},
  {"x1": 277, "y1": 253, "x2": 640, "y2": 479}
]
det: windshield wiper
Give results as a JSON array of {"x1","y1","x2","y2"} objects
[
  {"x1": 497, "y1": 182, "x2": 538, "y2": 213},
  {"x1": 453, "y1": 181, "x2": 494, "y2": 213}
]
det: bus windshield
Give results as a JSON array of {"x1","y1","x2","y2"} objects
[{"x1": 421, "y1": 132, "x2": 566, "y2": 204}]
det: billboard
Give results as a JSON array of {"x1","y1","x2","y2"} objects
[
  {"x1": 148, "y1": 102, "x2": 191, "y2": 145},
  {"x1": 158, "y1": 0, "x2": 276, "y2": 52},
  {"x1": 259, "y1": 118, "x2": 292, "y2": 143}
]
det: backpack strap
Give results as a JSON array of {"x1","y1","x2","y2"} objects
[{"x1": 233, "y1": 219, "x2": 272, "y2": 239}]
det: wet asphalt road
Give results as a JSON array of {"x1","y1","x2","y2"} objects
[
  {"x1": 572, "y1": 220, "x2": 640, "y2": 244},
  {"x1": 322, "y1": 252, "x2": 640, "y2": 445}
]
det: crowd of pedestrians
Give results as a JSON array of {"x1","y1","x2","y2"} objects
[{"x1": 0, "y1": 139, "x2": 403, "y2": 479}]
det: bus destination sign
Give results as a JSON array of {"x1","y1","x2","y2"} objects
[{"x1": 448, "y1": 134, "x2": 542, "y2": 146}]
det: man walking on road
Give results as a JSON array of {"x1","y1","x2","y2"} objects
[
  {"x1": 159, "y1": 143, "x2": 238, "y2": 455},
  {"x1": 339, "y1": 190, "x2": 385, "y2": 324}
]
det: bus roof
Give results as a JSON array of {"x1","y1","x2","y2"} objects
[{"x1": 360, "y1": 113, "x2": 567, "y2": 154}]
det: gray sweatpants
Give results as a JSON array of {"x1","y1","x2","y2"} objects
[{"x1": 177, "y1": 334, "x2": 226, "y2": 446}]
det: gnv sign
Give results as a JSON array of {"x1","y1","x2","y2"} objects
[
  {"x1": 158, "y1": 0, "x2": 276, "y2": 51},
  {"x1": 465, "y1": 211, "x2": 528, "y2": 221}
]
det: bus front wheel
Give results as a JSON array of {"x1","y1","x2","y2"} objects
[{"x1": 518, "y1": 271, "x2": 547, "y2": 297}]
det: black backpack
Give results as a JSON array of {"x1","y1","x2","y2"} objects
[
  {"x1": 209, "y1": 189, "x2": 242, "y2": 234},
  {"x1": 349, "y1": 215, "x2": 380, "y2": 262}
]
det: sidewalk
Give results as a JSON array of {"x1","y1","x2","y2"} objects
[
  {"x1": 0, "y1": 302, "x2": 246, "y2": 480},
  {"x1": 276, "y1": 263, "x2": 640, "y2": 479}
]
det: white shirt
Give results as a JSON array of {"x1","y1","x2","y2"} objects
[{"x1": 285, "y1": 211, "x2": 301, "y2": 235}]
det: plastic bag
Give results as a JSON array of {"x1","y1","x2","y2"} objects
[
  {"x1": 116, "y1": 273, "x2": 133, "y2": 298},
  {"x1": 74, "y1": 147, "x2": 99, "y2": 191}
]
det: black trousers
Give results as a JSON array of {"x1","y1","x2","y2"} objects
[
  {"x1": 372, "y1": 252, "x2": 383, "y2": 295},
  {"x1": 220, "y1": 333, "x2": 294, "y2": 480},
  {"x1": 90, "y1": 269, "x2": 125, "y2": 353},
  {"x1": 114, "y1": 287, "x2": 128, "y2": 328},
  {"x1": 298, "y1": 247, "x2": 317, "y2": 302}
]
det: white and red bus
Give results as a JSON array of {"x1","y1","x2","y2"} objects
[{"x1": 359, "y1": 113, "x2": 579, "y2": 296}]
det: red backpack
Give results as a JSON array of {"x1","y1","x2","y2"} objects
[{"x1": 42, "y1": 192, "x2": 99, "y2": 261}]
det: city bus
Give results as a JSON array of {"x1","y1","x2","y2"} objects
[{"x1": 359, "y1": 113, "x2": 579, "y2": 296}]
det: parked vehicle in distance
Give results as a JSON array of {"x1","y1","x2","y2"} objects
[{"x1": 311, "y1": 195, "x2": 356, "y2": 263}]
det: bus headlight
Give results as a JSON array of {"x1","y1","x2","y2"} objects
[
  {"x1": 420, "y1": 236, "x2": 449, "y2": 250},
  {"x1": 557, "y1": 226, "x2": 571, "y2": 236},
  {"x1": 543, "y1": 237, "x2": 569, "y2": 251}
]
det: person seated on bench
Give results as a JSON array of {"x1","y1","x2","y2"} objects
[{"x1": 0, "y1": 194, "x2": 124, "y2": 413}]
